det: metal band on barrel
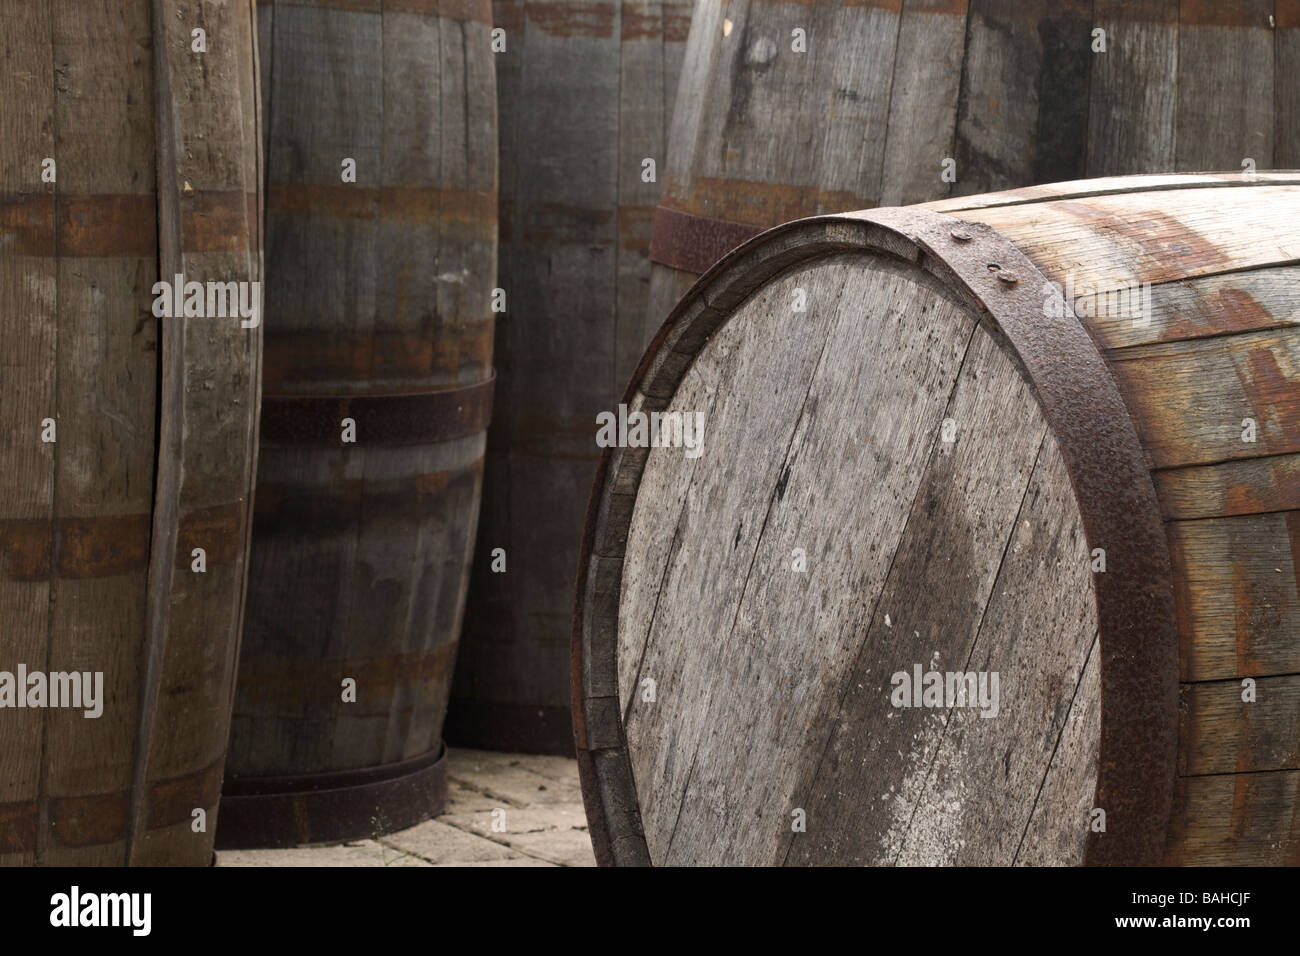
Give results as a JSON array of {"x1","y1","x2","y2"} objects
[
  {"x1": 216, "y1": 744, "x2": 448, "y2": 849},
  {"x1": 648, "y1": 205, "x2": 765, "y2": 275},
  {"x1": 259, "y1": 373, "x2": 495, "y2": 446}
]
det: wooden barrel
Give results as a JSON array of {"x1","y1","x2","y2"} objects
[
  {"x1": 218, "y1": 0, "x2": 497, "y2": 847},
  {"x1": 574, "y1": 173, "x2": 1300, "y2": 866},
  {"x1": 645, "y1": 0, "x2": 1300, "y2": 350},
  {"x1": 0, "y1": 1, "x2": 262, "y2": 866},
  {"x1": 447, "y1": 0, "x2": 692, "y2": 755}
]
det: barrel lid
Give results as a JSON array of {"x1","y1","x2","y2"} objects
[{"x1": 573, "y1": 206, "x2": 1179, "y2": 866}]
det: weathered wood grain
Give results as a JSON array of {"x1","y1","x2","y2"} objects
[
  {"x1": 0, "y1": 0, "x2": 62, "y2": 869},
  {"x1": 622, "y1": 258, "x2": 860, "y2": 864},
  {"x1": 642, "y1": 0, "x2": 909, "y2": 382},
  {"x1": 615, "y1": 351, "x2": 723, "y2": 710},
  {"x1": 664, "y1": 1, "x2": 901, "y2": 224},
  {"x1": 1104, "y1": 327, "x2": 1300, "y2": 469},
  {"x1": 451, "y1": 0, "x2": 688, "y2": 756},
  {"x1": 1175, "y1": 0, "x2": 1274, "y2": 173},
  {"x1": 922, "y1": 172, "x2": 1300, "y2": 213},
  {"x1": 878, "y1": 0, "x2": 969, "y2": 207},
  {"x1": 639, "y1": 0, "x2": 728, "y2": 346},
  {"x1": 615, "y1": 1, "x2": 693, "y2": 388},
  {"x1": 458, "y1": 0, "x2": 623, "y2": 756},
  {"x1": 1015, "y1": 634, "x2": 1101, "y2": 866},
  {"x1": 620, "y1": 254, "x2": 1102, "y2": 866},
  {"x1": 1164, "y1": 771, "x2": 1300, "y2": 865},
  {"x1": 784, "y1": 346, "x2": 1093, "y2": 868},
  {"x1": 887, "y1": 436, "x2": 1097, "y2": 866},
  {"x1": 1153, "y1": 453, "x2": 1300, "y2": 521},
  {"x1": 39, "y1": 0, "x2": 161, "y2": 870},
  {"x1": 229, "y1": 0, "x2": 496, "y2": 823},
  {"x1": 641, "y1": 266, "x2": 698, "y2": 363},
  {"x1": 1281, "y1": 1, "x2": 1300, "y2": 167},
  {"x1": 1180, "y1": 675, "x2": 1300, "y2": 776},
  {"x1": 132, "y1": 0, "x2": 264, "y2": 867},
  {"x1": 0, "y1": 0, "x2": 262, "y2": 867},
  {"x1": 959, "y1": 186, "x2": 1300, "y2": 295},
  {"x1": 1166, "y1": 513, "x2": 1300, "y2": 682},
  {"x1": 644, "y1": 1, "x2": 1300, "y2": 387},
  {"x1": 1086, "y1": 0, "x2": 1177, "y2": 177},
  {"x1": 1077, "y1": 266, "x2": 1300, "y2": 351},
  {"x1": 953, "y1": 0, "x2": 1092, "y2": 196}
]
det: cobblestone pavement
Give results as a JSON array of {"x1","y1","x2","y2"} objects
[{"x1": 217, "y1": 748, "x2": 597, "y2": 867}]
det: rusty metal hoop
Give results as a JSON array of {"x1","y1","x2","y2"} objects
[
  {"x1": 215, "y1": 744, "x2": 448, "y2": 849},
  {"x1": 259, "y1": 375, "x2": 495, "y2": 446}
]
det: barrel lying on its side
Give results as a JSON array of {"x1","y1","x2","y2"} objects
[
  {"x1": 219, "y1": 0, "x2": 497, "y2": 847},
  {"x1": 575, "y1": 173, "x2": 1300, "y2": 866},
  {"x1": 449, "y1": 0, "x2": 692, "y2": 756},
  {"x1": 644, "y1": 0, "x2": 1300, "y2": 351},
  {"x1": 0, "y1": 0, "x2": 263, "y2": 866}
]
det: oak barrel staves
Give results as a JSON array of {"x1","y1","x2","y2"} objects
[
  {"x1": 0, "y1": 0, "x2": 263, "y2": 866},
  {"x1": 447, "y1": 0, "x2": 692, "y2": 755},
  {"x1": 220, "y1": 0, "x2": 497, "y2": 847}
]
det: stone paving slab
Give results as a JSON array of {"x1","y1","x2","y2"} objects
[
  {"x1": 446, "y1": 749, "x2": 583, "y2": 807},
  {"x1": 449, "y1": 748, "x2": 581, "y2": 786},
  {"x1": 217, "y1": 841, "x2": 429, "y2": 868},
  {"x1": 218, "y1": 749, "x2": 596, "y2": 868},
  {"x1": 381, "y1": 818, "x2": 519, "y2": 864},
  {"x1": 445, "y1": 776, "x2": 501, "y2": 814},
  {"x1": 436, "y1": 806, "x2": 596, "y2": 868},
  {"x1": 430, "y1": 857, "x2": 558, "y2": 867}
]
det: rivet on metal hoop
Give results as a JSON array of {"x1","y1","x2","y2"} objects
[{"x1": 986, "y1": 262, "x2": 1019, "y2": 285}]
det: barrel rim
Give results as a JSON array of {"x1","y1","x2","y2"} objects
[
  {"x1": 573, "y1": 201, "x2": 1182, "y2": 867},
  {"x1": 215, "y1": 743, "x2": 448, "y2": 849}
]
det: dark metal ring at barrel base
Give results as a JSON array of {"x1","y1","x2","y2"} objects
[
  {"x1": 215, "y1": 743, "x2": 448, "y2": 849},
  {"x1": 572, "y1": 206, "x2": 1179, "y2": 867},
  {"x1": 259, "y1": 374, "x2": 495, "y2": 446}
]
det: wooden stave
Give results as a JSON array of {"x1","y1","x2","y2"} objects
[
  {"x1": 643, "y1": 0, "x2": 1300, "y2": 368},
  {"x1": 0, "y1": 0, "x2": 263, "y2": 866},
  {"x1": 448, "y1": 0, "x2": 692, "y2": 756},
  {"x1": 0, "y1": 0, "x2": 157, "y2": 869},
  {"x1": 576, "y1": 176, "x2": 1300, "y2": 866},
  {"x1": 222, "y1": 0, "x2": 497, "y2": 845}
]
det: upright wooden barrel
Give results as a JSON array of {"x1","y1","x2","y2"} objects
[
  {"x1": 219, "y1": 0, "x2": 497, "y2": 847},
  {"x1": 575, "y1": 173, "x2": 1300, "y2": 866},
  {"x1": 448, "y1": 0, "x2": 692, "y2": 755},
  {"x1": 0, "y1": 1, "x2": 263, "y2": 866},
  {"x1": 644, "y1": 0, "x2": 1300, "y2": 348}
]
